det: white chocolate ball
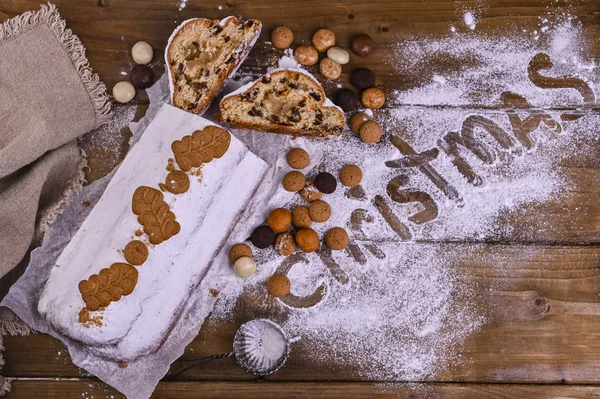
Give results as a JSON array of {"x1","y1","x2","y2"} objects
[
  {"x1": 234, "y1": 256, "x2": 257, "y2": 279},
  {"x1": 112, "y1": 81, "x2": 136, "y2": 103},
  {"x1": 131, "y1": 41, "x2": 153, "y2": 65},
  {"x1": 326, "y1": 47, "x2": 350, "y2": 65}
]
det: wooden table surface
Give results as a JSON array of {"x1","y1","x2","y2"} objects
[{"x1": 1, "y1": 0, "x2": 600, "y2": 398}]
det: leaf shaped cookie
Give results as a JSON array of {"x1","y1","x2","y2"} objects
[
  {"x1": 79, "y1": 263, "x2": 138, "y2": 311},
  {"x1": 171, "y1": 126, "x2": 231, "y2": 171},
  {"x1": 132, "y1": 186, "x2": 181, "y2": 244}
]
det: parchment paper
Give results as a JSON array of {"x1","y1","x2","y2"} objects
[{"x1": 0, "y1": 73, "x2": 322, "y2": 398}]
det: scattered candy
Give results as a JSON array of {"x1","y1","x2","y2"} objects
[
  {"x1": 314, "y1": 172, "x2": 337, "y2": 194},
  {"x1": 312, "y1": 28, "x2": 336, "y2": 52},
  {"x1": 130, "y1": 64, "x2": 154, "y2": 89},
  {"x1": 131, "y1": 41, "x2": 153, "y2": 64},
  {"x1": 250, "y1": 225, "x2": 275, "y2": 248},
  {"x1": 271, "y1": 26, "x2": 294, "y2": 49},
  {"x1": 351, "y1": 33, "x2": 373, "y2": 56},
  {"x1": 326, "y1": 46, "x2": 349, "y2": 65},
  {"x1": 112, "y1": 81, "x2": 136, "y2": 103},
  {"x1": 350, "y1": 68, "x2": 375, "y2": 90},
  {"x1": 234, "y1": 256, "x2": 257, "y2": 278}
]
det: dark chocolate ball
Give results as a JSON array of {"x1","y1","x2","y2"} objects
[
  {"x1": 334, "y1": 89, "x2": 359, "y2": 112},
  {"x1": 350, "y1": 68, "x2": 375, "y2": 90},
  {"x1": 314, "y1": 172, "x2": 337, "y2": 194},
  {"x1": 351, "y1": 34, "x2": 373, "y2": 57},
  {"x1": 130, "y1": 64, "x2": 154, "y2": 89},
  {"x1": 250, "y1": 225, "x2": 275, "y2": 249}
]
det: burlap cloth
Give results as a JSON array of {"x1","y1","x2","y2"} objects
[{"x1": 0, "y1": 3, "x2": 112, "y2": 392}]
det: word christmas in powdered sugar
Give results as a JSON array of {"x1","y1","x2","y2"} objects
[{"x1": 272, "y1": 52, "x2": 596, "y2": 309}]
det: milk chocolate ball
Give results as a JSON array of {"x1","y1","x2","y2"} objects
[
  {"x1": 314, "y1": 172, "x2": 337, "y2": 194},
  {"x1": 350, "y1": 68, "x2": 375, "y2": 90},
  {"x1": 351, "y1": 34, "x2": 373, "y2": 56},
  {"x1": 334, "y1": 89, "x2": 359, "y2": 112},
  {"x1": 130, "y1": 64, "x2": 154, "y2": 89},
  {"x1": 250, "y1": 225, "x2": 275, "y2": 249}
]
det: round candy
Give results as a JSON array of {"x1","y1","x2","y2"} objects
[
  {"x1": 275, "y1": 232, "x2": 297, "y2": 256},
  {"x1": 250, "y1": 225, "x2": 275, "y2": 249},
  {"x1": 334, "y1": 89, "x2": 359, "y2": 112},
  {"x1": 349, "y1": 112, "x2": 371, "y2": 133},
  {"x1": 340, "y1": 164, "x2": 363, "y2": 187},
  {"x1": 299, "y1": 181, "x2": 322, "y2": 202},
  {"x1": 312, "y1": 29, "x2": 336, "y2": 53},
  {"x1": 308, "y1": 200, "x2": 331, "y2": 223},
  {"x1": 267, "y1": 274, "x2": 291, "y2": 297},
  {"x1": 123, "y1": 240, "x2": 148, "y2": 266},
  {"x1": 294, "y1": 45, "x2": 319, "y2": 66},
  {"x1": 130, "y1": 64, "x2": 154, "y2": 89},
  {"x1": 164, "y1": 170, "x2": 189, "y2": 194},
  {"x1": 295, "y1": 228, "x2": 320, "y2": 253},
  {"x1": 229, "y1": 243, "x2": 253, "y2": 264},
  {"x1": 325, "y1": 227, "x2": 349, "y2": 250},
  {"x1": 131, "y1": 41, "x2": 153, "y2": 64},
  {"x1": 234, "y1": 256, "x2": 257, "y2": 279},
  {"x1": 286, "y1": 148, "x2": 310, "y2": 169},
  {"x1": 267, "y1": 208, "x2": 292, "y2": 233},
  {"x1": 319, "y1": 58, "x2": 342, "y2": 80},
  {"x1": 112, "y1": 81, "x2": 136, "y2": 103},
  {"x1": 292, "y1": 206, "x2": 312, "y2": 228},
  {"x1": 361, "y1": 87, "x2": 386, "y2": 109},
  {"x1": 271, "y1": 26, "x2": 294, "y2": 49},
  {"x1": 350, "y1": 68, "x2": 375, "y2": 90},
  {"x1": 351, "y1": 34, "x2": 373, "y2": 56},
  {"x1": 326, "y1": 47, "x2": 349, "y2": 65},
  {"x1": 314, "y1": 172, "x2": 337, "y2": 194},
  {"x1": 359, "y1": 120, "x2": 382, "y2": 144},
  {"x1": 282, "y1": 171, "x2": 306, "y2": 192}
]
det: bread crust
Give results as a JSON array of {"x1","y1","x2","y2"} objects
[{"x1": 166, "y1": 16, "x2": 261, "y2": 115}]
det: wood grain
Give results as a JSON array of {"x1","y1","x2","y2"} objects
[{"x1": 7, "y1": 380, "x2": 600, "y2": 399}]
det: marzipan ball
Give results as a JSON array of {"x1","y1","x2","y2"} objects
[
  {"x1": 299, "y1": 181, "x2": 322, "y2": 202},
  {"x1": 234, "y1": 256, "x2": 257, "y2": 279},
  {"x1": 319, "y1": 58, "x2": 342, "y2": 80},
  {"x1": 130, "y1": 64, "x2": 154, "y2": 89},
  {"x1": 292, "y1": 206, "x2": 312, "y2": 228},
  {"x1": 350, "y1": 68, "x2": 375, "y2": 90},
  {"x1": 326, "y1": 47, "x2": 350, "y2": 65},
  {"x1": 308, "y1": 200, "x2": 331, "y2": 222},
  {"x1": 334, "y1": 88, "x2": 359, "y2": 112},
  {"x1": 349, "y1": 112, "x2": 371, "y2": 133},
  {"x1": 131, "y1": 41, "x2": 153, "y2": 64},
  {"x1": 267, "y1": 208, "x2": 292, "y2": 233},
  {"x1": 359, "y1": 120, "x2": 382, "y2": 144},
  {"x1": 351, "y1": 34, "x2": 373, "y2": 56},
  {"x1": 314, "y1": 172, "x2": 337, "y2": 194},
  {"x1": 271, "y1": 26, "x2": 294, "y2": 49},
  {"x1": 325, "y1": 227, "x2": 349, "y2": 250},
  {"x1": 229, "y1": 243, "x2": 253, "y2": 264},
  {"x1": 295, "y1": 228, "x2": 320, "y2": 253},
  {"x1": 283, "y1": 171, "x2": 306, "y2": 192},
  {"x1": 340, "y1": 164, "x2": 363, "y2": 187},
  {"x1": 312, "y1": 29, "x2": 336, "y2": 53},
  {"x1": 251, "y1": 225, "x2": 275, "y2": 249},
  {"x1": 361, "y1": 87, "x2": 386, "y2": 109},
  {"x1": 112, "y1": 81, "x2": 136, "y2": 103},
  {"x1": 275, "y1": 232, "x2": 297, "y2": 256},
  {"x1": 294, "y1": 45, "x2": 319, "y2": 66},
  {"x1": 267, "y1": 274, "x2": 291, "y2": 297},
  {"x1": 286, "y1": 148, "x2": 310, "y2": 169}
]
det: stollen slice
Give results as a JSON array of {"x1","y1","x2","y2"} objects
[
  {"x1": 218, "y1": 69, "x2": 345, "y2": 137},
  {"x1": 166, "y1": 16, "x2": 261, "y2": 114}
]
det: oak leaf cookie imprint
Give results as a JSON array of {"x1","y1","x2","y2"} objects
[
  {"x1": 78, "y1": 263, "x2": 139, "y2": 311},
  {"x1": 171, "y1": 126, "x2": 231, "y2": 171},
  {"x1": 132, "y1": 186, "x2": 181, "y2": 245}
]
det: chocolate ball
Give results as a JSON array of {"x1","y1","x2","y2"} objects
[
  {"x1": 314, "y1": 172, "x2": 337, "y2": 194},
  {"x1": 250, "y1": 225, "x2": 275, "y2": 249},
  {"x1": 351, "y1": 34, "x2": 373, "y2": 56},
  {"x1": 334, "y1": 89, "x2": 359, "y2": 112},
  {"x1": 130, "y1": 64, "x2": 154, "y2": 89},
  {"x1": 350, "y1": 68, "x2": 375, "y2": 90}
]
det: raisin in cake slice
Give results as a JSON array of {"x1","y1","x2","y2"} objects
[
  {"x1": 166, "y1": 16, "x2": 261, "y2": 114},
  {"x1": 219, "y1": 69, "x2": 345, "y2": 137}
]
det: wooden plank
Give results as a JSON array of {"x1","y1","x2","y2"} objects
[
  {"x1": 7, "y1": 380, "x2": 600, "y2": 399},
  {"x1": 5, "y1": 244, "x2": 600, "y2": 384},
  {"x1": 0, "y1": 0, "x2": 597, "y2": 107}
]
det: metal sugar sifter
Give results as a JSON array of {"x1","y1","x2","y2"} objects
[{"x1": 172, "y1": 319, "x2": 295, "y2": 378}]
